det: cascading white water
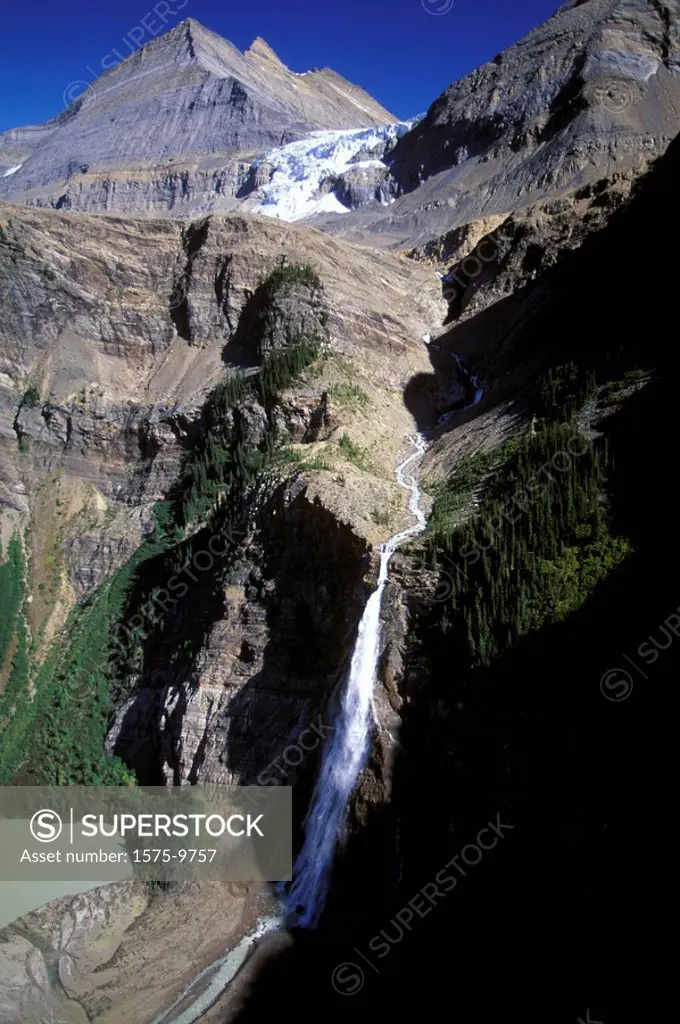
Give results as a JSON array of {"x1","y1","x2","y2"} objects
[{"x1": 286, "y1": 434, "x2": 428, "y2": 927}]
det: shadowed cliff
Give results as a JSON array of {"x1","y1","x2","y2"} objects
[{"x1": 221, "y1": 119, "x2": 680, "y2": 1024}]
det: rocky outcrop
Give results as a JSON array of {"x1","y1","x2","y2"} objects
[
  {"x1": 230, "y1": 262, "x2": 329, "y2": 361},
  {"x1": 0, "y1": 19, "x2": 395, "y2": 217},
  {"x1": 404, "y1": 165, "x2": 643, "y2": 426},
  {"x1": 107, "y1": 483, "x2": 373, "y2": 786},
  {"x1": 331, "y1": 163, "x2": 392, "y2": 208}
]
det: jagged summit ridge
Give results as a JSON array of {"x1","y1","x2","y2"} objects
[
  {"x1": 149, "y1": 19, "x2": 288, "y2": 78},
  {"x1": 157, "y1": 21, "x2": 287, "y2": 67},
  {"x1": 147, "y1": 20, "x2": 305, "y2": 76}
]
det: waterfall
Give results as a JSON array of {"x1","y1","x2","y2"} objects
[
  {"x1": 436, "y1": 353, "x2": 484, "y2": 426},
  {"x1": 453, "y1": 353, "x2": 484, "y2": 407},
  {"x1": 286, "y1": 435, "x2": 428, "y2": 927}
]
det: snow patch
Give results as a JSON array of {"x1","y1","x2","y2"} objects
[
  {"x1": 251, "y1": 121, "x2": 413, "y2": 222},
  {"x1": 2, "y1": 164, "x2": 22, "y2": 177}
]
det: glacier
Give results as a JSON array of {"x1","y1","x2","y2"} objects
[{"x1": 250, "y1": 121, "x2": 415, "y2": 222}]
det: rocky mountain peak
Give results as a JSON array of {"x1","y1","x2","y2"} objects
[
  {"x1": 0, "y1": 18, "x2": 395, "y2": 215},
  {"x1": 174, "y1": 17, "x2": 210, "y2": 59},
  {"x1": 245, "y1": 36, "x2": 287, "y2": 68},
  {"x1": 149, "y1": 16, "x2": 254, "y2": 74}
]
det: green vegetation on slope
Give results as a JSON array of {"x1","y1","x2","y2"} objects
[
  {"x1": 173, "y1": 334, "x2": 322, "y2": 529},
  {"x1": 0, "y1": 535, "x2": 31, "y2": 753},
  {"x1": 0, "y1": 263, "x2": 328, "y2": 785},
  {"x1": 0, "y1": 535, "x2": 24, "y2": 677},
  {"x1": 327, "y1": 382, "x2": 372, "y2": 413},
  {"x1": 0, "y1": 533, "x2": 162, "y2": 784},
  {"x1": 338, "y1": 433, "x2": 372, "y2": 471},
  {"x1": 421, "y1": 366, "x2": 633, "y2": 669}
]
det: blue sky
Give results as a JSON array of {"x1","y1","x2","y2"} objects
[{"x1": 0, "y1": 0, "x2": 561, "y2": 132}]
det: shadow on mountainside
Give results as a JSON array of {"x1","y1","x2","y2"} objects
[
  {"x1": 403, "y1": 269, "x2": 561, "y2": 437},
  {"x1": 222, "y1": 132, "x2": 680, "y2": 1024}
]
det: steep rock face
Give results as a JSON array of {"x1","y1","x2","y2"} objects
[
  {"x1": 346, "y1": 146, "x2": 680, "y2": 834},
  {"x1": 0, "y1": 20, "x2": 395, "y2": 217},
  {"x1": 346, "y1": 129, "x2": 680, "y2": 1024},
  {"x1": 332, "y1": 162, "x2": 392, "y2": 209},
  {"x1": 321, "y1": 0, "x2": 680, "y2": 247},
  {"x1": 107, "y1": 484, "x2": 373, "y2": 786}
]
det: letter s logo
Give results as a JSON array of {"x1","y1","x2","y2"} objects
[{"x1": 30, "y1": 809, "x2": 63, "y2": 843}]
